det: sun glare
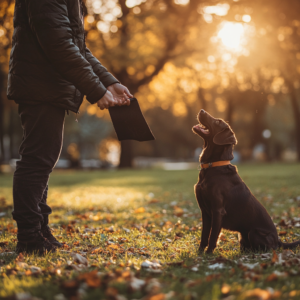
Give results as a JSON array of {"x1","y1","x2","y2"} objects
[{"x1": 218, "y1": 22, "x2": 245, "y2": 50}]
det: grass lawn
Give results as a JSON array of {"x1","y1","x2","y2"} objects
[{"x1": 1, "y1": 163, "x2": 300, "y2": 300}]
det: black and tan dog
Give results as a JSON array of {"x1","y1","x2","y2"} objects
[{"x1": 193, "y1": 109, "x2": 300, "y2": 253}]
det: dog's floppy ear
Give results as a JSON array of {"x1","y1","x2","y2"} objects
[{"x1": 213, "y1": 126, "x2": 237, "y2": 145}]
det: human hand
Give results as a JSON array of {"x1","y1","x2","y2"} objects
[
  {"x1": 96, "y1": 90, "x2": 117, "y2": 110},
  {"x1": 107, "y1": 83, "x2": 132, "y2": 106}
]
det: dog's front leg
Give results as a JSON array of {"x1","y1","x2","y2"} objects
[
  {"x1": 206, "y1": 208, "x2": 225, "y2": 253},
  {"x1": 199, "y1": 210, "x2": 211, "y2": 252}
]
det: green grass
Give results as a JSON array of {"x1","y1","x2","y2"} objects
[{"x1": 0, "y1": 163, "x2": 300, "y2": 300}]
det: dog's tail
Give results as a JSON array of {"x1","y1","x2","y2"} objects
[{"x1": 278, "y1": 240, "x2": 300, "y2": 249}]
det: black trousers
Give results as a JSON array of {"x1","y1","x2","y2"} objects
[{"x1": 12, "y1": 104, "x2": 65, "y2": 231}]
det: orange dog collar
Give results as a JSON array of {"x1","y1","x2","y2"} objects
[{"x1": 200, "y1": 161, "x2": 231, "y2": 169}]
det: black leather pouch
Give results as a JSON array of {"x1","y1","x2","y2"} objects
[{"x1": 108, "y1": 98, "x2": 155, "y2": 141}]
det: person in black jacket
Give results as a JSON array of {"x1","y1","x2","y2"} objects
[{"x1": 7, "y1": 0, "x2": 132, "y2": 254}]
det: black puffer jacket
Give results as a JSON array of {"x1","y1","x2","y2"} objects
[{"x1": 7, "y1": 0, "x2": 119, "y2": 113}]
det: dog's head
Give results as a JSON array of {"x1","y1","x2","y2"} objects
[{"x1": 192, "y1": 109, "x2": 237, "y2": 163}]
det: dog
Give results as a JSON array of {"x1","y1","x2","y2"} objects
[{"x1": 193, "y1": 109, "x2": 300, "y2": 253}]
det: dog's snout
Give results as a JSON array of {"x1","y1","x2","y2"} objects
[{"x1": 200, "y1": 109, "x2": 206, "y2": 114}]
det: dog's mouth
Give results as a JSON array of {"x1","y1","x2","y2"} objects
[{"x1": 193, "y1": 122, "x2": 210, "y2": 135}]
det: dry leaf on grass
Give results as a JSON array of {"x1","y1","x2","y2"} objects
[
  {"x1": 130, "y1": 277, "x2": 146, "y2": 291},
  {"x1": 185, "y1": 279, "x2": 202, "y2": 287},
  {"x1": 78, "y1": 270, "x2": 101, "y2": 288},
  {"x1": 105, "y1": 287, "x2": 118, "y2": 297},
  {"x1": 149, "y1": 199, "x2": 159, "y2": 204},
  {"x1": 134, "y1": 207, "x2": 145, "y2": 214},
  {"x1": 16, "y1": 262, "x2": 28, "y2": 269},
  {"x1": 29, "y1": 266, "x2": 41, "y2": 274},
  {"x1": 145, "y1": 278, "x2": 161, "y2": 294},
  {"x1": 244, "y1": 288, "x2": 271, "y2": 300},
  {"x1": 173, "y1": 206, "x2": 184, "y2": 217},
  {"x1": 221, "y1": 284, "x2": 231, "y2": 294},
  {"x1": 70, "y1": 253, "x2": 88, "y2": 266},
  {"x1": 282, "y1": 249, "x2": 294, "y2": 260},
  {"x1": 166, "y1": 260, "x2": 184, "y2": 266},
  {"x1": 148, "y1": 294, "x2": 165, "y2": 300},
  {"x1": 271, "y1": 250, "x2": 278, "y2": 263}
]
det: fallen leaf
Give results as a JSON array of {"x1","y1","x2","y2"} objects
[
  {"x1": 54, "y1": 294, "x2": 68, "y2": 300},
  {"x1": 15, "y1": 253, "x2": 24, "y2": 262},
  {"x1": 279, "y1": 219, "x2": 287, "y2": 226},
  {"x1": 271, "y1": 250, "x2": 278, "y2": 263},
  {"x1": 191, "y1": 265, "x2": 199, "y2": 272},
  {"x1": 206, "y1": 274, "x2": 221, "y2": 282},
  {"x1": 30, "y1": 266, "x2": 41, "y2": 273},
  {"x1": 282, "y1": 249, "x2": 294, "y2": 260},
  {"x1": 244, "y1": 288, "x2": 271, "y2": 300},
  {"x1": 16, "y1": 262, "x2": 28, "y2": 269},
  {"x1": 107, "y1": 244, "x2": 119, "y2": 250},
  {"x1": 130, "y1": 277, "x2": 145, "y2": 291},
  {"x1": 106, "y1": 287, "x2": 118, "y2": 297},
  {"x1": 148, "y1": 294, "x2": 165, "y2": 300},
  {"x1": 15, "y1": 292, "x2": 32, "y2": 300},
  {"x1": 279, "y1": 231, "x2": 287, "y2": 236},
  {"x1": 71, "y1": 253, "x2": 88, "y2": 266},
  {"x1": 166, "y1": 261, "x2": 184, "y2": 266},
  {"x1": 185, "y1": 279, "x2": 202, "y2": 287},
  {"x1": 219, "y1": 233, "x2": 227, "y2": 242},
  {"x1": 221, "y1": 284, "x2": 231, "y2": 294},
  {"x1": 208, "y1": 263, "x2": 227, "y2": 270},
  {"x1": 134, "y1": 207, "x2": 145, "y2": 214},
  {"x1": 105, "y1": 226, "x2": 115, "y2": 232},
  {"x1": 240, "y1": 262, "x2": 260, "y2": 270},
  {"x1": 145, "y1": 278, "x2": 161, "y2": 293},
  {"x1": 149, "y1": 199, "x2": 159, "y2": 204},
  {"x1": 273, "y1": 270, "x2": 287, "y2": 277},
  {"x1": 165, "y1": 291, "x2": 175, "y2": 300},
  {"x1": 61, "y1": 280, "x2": 79, "y2": 289},
  {"x1": 266, "y1": 273, "x2": 278, "y2": 282},
  {"x1": 81, "y1": 270, "x2": 101, "y2": 288},
  {"x1": 173, "y1": 207, "x2": 184, "y2": 217},
  {"x1": 141, "y1": 260, "x2": 152, "y2": 268}
]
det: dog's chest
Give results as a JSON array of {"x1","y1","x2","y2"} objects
[{"x1": 195, "y1": 176, "x2": 211, "y2": 210}]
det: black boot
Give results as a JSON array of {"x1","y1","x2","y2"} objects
[
  {"x1": 41, "y1": 225, "x2": 63, "y2": 248},
  {"x1": 16, "y1": 228, "x2": 57, "y2": 255}
]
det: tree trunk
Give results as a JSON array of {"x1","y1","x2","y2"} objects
[
  {"x1": 0, "y1": 69, "x2": 5, "y2": 163},
  {"x1": 119, "y1": 140, "x2": 133, "y2": 168},
  {"x1": 197, "y1": 88, "x2": 207, "y2": 111},
  {"x1": 226, "y1": 98, "x2": 234, "y2": 126},
  {"x1": 249, "y1": 92, "x2": 268, "y2": 156},
  {"x1": 0, "y1": 97, "x2": 4, "y2": 163},
  {"x1": 287, "y1": 81, "x2": 300, "y2": 161}
]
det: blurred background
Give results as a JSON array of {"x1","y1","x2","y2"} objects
[{"x1": 0, "y1": 0, "x2": 300, "y2": 171}]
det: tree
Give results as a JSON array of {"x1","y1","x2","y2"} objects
[
  {"x1": 0, "y1": 0, "x2": 14, "y2": 162},
  {"x1": 235, "y1": 0, "x2": 300, "y2": 160},
  {"x1": 84, "y1": 0, "x2": 212, "y2": 167}
]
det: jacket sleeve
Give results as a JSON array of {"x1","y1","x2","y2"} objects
[
  {"x1": 85, "y1": 47, "x2": 119, "y2": 87},
  {"x1": 25, "y1": 0, "x2": 106, "y2": 104}
]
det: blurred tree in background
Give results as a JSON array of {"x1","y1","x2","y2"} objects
[{"x1": 1, "y1": 0, "x2": 300, "y2": 167}]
